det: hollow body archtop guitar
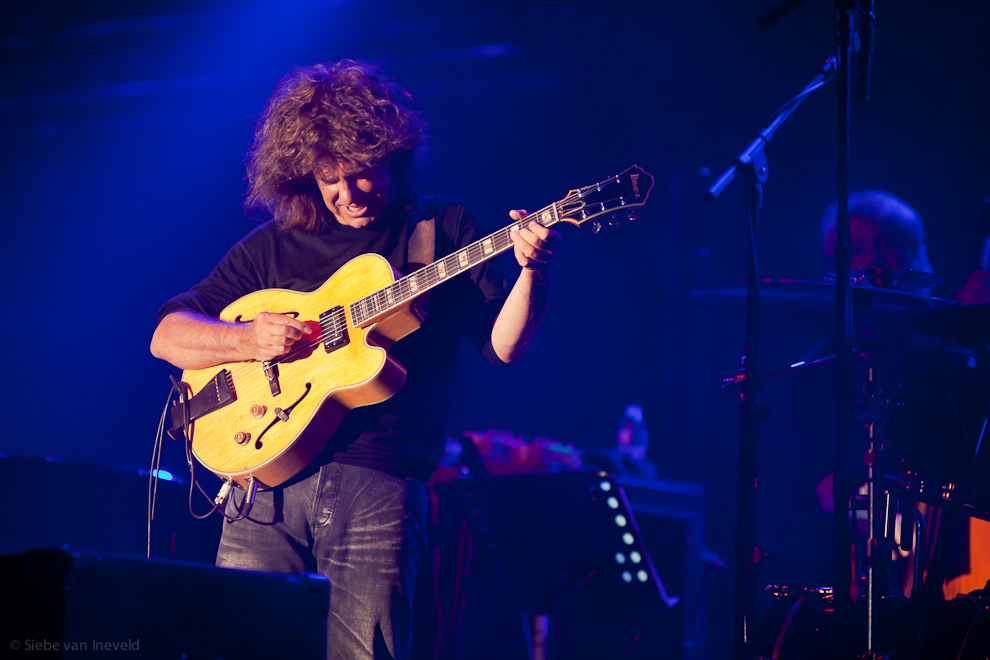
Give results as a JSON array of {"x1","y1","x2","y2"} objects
[{"x1": 173, "y1": 165, "x2": 654, "y2": 490}]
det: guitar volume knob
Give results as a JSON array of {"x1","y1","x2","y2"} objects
[
  {"x1": 250, "y1": 404, "x2": 267, "y2": 419},
  {"x1": 234, "y1": 431, "x2": 251, "y2": 445}
]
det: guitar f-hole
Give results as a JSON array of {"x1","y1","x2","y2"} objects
[{"x1": 253, "y1": 382, "x2": 312, "y2": 450}]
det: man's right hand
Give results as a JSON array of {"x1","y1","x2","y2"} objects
[
  {"x1": 151, "y1": 310, "x2": 312, "y2": 371},
  {"x1": 247, "y1": 311, "x2": 313, "y2": 361}
]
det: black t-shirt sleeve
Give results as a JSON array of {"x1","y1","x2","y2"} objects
[{"x1": 156, "y1": 224, "x2": 273, "y2": 325}]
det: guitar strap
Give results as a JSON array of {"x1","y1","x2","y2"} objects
[{"x1": 406, "y1": 194, "x2": 436, "y2": 312}]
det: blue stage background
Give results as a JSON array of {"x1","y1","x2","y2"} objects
[{"x1": 2, "y1": 1, "x2": 988, "y2": 657}]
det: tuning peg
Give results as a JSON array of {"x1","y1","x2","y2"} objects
[
  {"x1": 627, "y1": 211, "x2": 641, "y2": 222},
  {"x1": 607, "y1": 214, "x2": 622, "y2": 227},
  {"x1": 591, "y1": 221, "x2": 603, "y2": 234}
]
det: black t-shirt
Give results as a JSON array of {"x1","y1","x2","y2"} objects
[{"x1": 157, "y1": 197, "x2": 510, "y2": 480}]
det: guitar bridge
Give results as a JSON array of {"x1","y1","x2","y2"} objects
[{"x1": 320, "y1": 305, "x2": 349, "y2": 353}]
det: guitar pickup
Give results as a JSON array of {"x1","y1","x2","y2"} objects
[
  {"x1": 319, "y1": 306, "x2": 349, "y2": 353},
  {"x1": 168, "y1": 369, "x2": 236, "y2": 440}
]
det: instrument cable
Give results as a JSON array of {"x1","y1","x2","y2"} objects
[{"x1": 147, "y1": 377, "x2": 255, "y2": 560}]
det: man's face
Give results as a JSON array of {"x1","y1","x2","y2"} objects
[
  {"x1": 824, "y1": 214, "x2": 912, "y2": 270},
  {"x1": 315, "y1": 164, "x2": 393, "y2": 229}
]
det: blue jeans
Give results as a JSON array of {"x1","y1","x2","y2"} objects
[{"x1": 216, "y1": 462, "x2": 429, "y2": 660}]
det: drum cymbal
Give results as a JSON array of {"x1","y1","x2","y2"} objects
[
  {"x1": 824, "y1": 266, "x2": 943, "y2": 290},
  {"x1": 690, "y1": 278, "x2": 962, "y2": 339},
  {"x1": 912, "y1": 304, "x2": 990, "y2": 346}
]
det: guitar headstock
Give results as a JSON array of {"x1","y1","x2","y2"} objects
[{"x1": 555, "y1": 165, "x2": 654, "y2": 231}]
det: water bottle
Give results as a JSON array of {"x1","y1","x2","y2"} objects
[{"x1": 617, "y1": 404, "x2": 649, "y2": 461}]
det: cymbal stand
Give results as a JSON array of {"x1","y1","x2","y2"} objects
[
  {"x1": 860, "y1": 359, "x2": 899, "y2": 655},
  {"x1": 706, "y1": 56, "x2": 836, "y2": 660}
]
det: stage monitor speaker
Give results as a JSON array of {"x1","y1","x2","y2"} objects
[{"x1": 0, "y1": 548, "x2": 328, "y2": 659}]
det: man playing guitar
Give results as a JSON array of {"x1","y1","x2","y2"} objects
[{"x1": 151, "y1": 59, "x2": 561, "y2": 660}]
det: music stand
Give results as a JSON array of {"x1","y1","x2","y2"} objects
[{"x1": 432, "y1": 470, "x2": 679, "y2": 660}]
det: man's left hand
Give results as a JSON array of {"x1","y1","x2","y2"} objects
[{"x1": 508, "y1": 209, "x2": 562, "y2": 272}]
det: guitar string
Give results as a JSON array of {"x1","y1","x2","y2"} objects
[
  {"x1": 262, "y1": 214, "x2": 541, "y2": 364},
  {"x1": 262, "y1": 187, "x2": 633, "y2": 366},
  {"x1": 262, "y1": 190, "x2": 632, "y2": 365}
]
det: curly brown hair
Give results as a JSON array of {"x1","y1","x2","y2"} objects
[{"x1": 245, "y1": 60, "x2": 429, "y2": 232}]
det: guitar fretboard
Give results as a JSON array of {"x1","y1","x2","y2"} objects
[{"x1": 348, "y1": 202, "x2": 563, "y2": 327}]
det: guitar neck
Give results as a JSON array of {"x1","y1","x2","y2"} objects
[
  {"x1": 348, "y1": 202, "x2": 561, "y2": 327},
  {"x1": 348, "y1": 165, "x2": 652, "y2": 327}
]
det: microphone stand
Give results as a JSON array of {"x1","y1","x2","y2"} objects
[
  {"x1": 833, "y1": 1, "x2": 874, "y2": 656},
  {"x1": 706, "y1": 56, "x2": 836, "y2": 660}
]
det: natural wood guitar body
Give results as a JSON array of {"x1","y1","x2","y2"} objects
[{"x1": 181, "y1": 253, "x2": 422, "y2": 489}]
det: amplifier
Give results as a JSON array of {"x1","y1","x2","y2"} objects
[{"x1": 0, "y1": 548, "x2": 328, "y2": 659}]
